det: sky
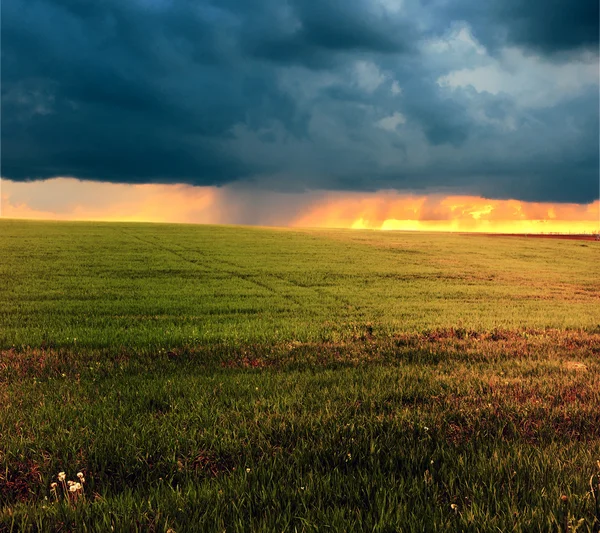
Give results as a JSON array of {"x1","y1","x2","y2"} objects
[{"x1": 1, "y1": 0, "x2": 599, "y2": 232}]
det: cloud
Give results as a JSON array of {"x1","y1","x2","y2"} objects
[
  {"x1": 353, "y1": 61, "x2": 388, "y2": 93},
  {"x1": 496, "y1": 0, "x2": 599, "y2": 55},
  {"x1": 390, "y1": 81, "x2": 402, "y2": 95},
  {"x1": 437, "y1": 47, "x2": 599, "y2": 108},
  {"x1": 1, "y1": 0, "x2": 598, "y2": 204},
  {"x1": 432, "y1": 0, "x2": 599, "y2": 56},
  {"x1": 376, "y1": 112, "x2": 406, "y2": 132}
]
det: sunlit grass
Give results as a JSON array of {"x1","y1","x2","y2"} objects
[
  {"x1": 1, "y1": 219, "x2": 598, "y2": 350},
  {"x1": 0, "y1": 219, "x2": 598, "y2": 531}
]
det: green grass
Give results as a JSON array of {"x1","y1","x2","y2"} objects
[
  {"x1": 1, "y1": 219, "x2": 598, "y2": 349},
  {"x1": 1, "y1": 219, "x2": 599, "y2": 532}
]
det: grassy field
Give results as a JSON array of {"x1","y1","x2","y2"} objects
[{"x1": 1, "y1": 219, "x2": 599, "y2": 532}]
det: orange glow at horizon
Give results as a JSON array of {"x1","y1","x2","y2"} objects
[
  {"x1": 0, "y1": 179, "x2": 223, "y2": 224},
  {"x1": 292, "y1": 192, "x2": 599, "y2": 234},
  {"x1": 1, "y1": 178, "x2": 598, "y2": 234}
]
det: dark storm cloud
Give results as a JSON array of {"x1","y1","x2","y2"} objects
[
  {"x1": 243, "y1": 1, "x2": 412, "y2": 66},
  {"x1": 1, "y1": 0, "x2": 278, "y2": 182},
  {"x1": 498, "y1": 0, "x2": 599, "y2": 54},
  {"x1": 2, "y1": 0, "x2": 598, "y2": 203},
  {"x1": 400, "y1": 80, "x2": 471, "y2": 147},
  {"x1": 434, "y1": 0, "x2": 599, "y2": 55}
]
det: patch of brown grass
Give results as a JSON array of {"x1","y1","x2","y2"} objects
[
  {"x1": 1, "y1": 328, "x2": 598, "y2": 381},
  {"x1": 394, "y1": 327, "x2": 600, "y2": 362},
  {"x1": 564, "y1": 361, "x2": 588, "y2": 371},
  {"x1": 0, "y1": 458, "x2": 47, "y2": 502},
  {"x1": 0, "y1": 348, "x2": 64, "y2": 381},
  {"x1": 220, "y1": 355, "x2": 272, "y2": 369},
  {"x1": 177, "y1": 450, "x2": 234, "y2": 478}
]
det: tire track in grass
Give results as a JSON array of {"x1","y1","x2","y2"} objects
[
  {"x1": 116, "y1": 228, "x2": 360, "y2": 322},
  {"x1": 113, "y1": 228, "x2": 213, "y2": 275},
  {"x1": 257, "y1": 267, "x2": 364, "y2": 324},
  {"x1": 115, "y1": 228, "x2": 304, "y2": 307},
  {"x1": 166, "y1": 236, "x2": 366, "y2": 326},
  {"x1": 155, "y1": 236, "x2": 361, "y2": 321}
]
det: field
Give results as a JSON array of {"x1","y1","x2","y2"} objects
[{"x1": 1, "y1": 219, "x2": 599, "y2": 532}]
